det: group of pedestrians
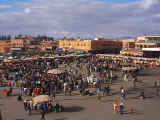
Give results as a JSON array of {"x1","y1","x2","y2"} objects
[
  {"x1": 0, "y1": 54, "x2": 149, "y2": 103},
  {"x1": 23, "y1": 99, "x2": 33, "y2": 116},
  {"x1": 113, "y1": 100, "x2": 124, "y2": 115},
  {"x1": 0, "y1": 55, "x2": 144, "y2": 92},
  {"x1": 1, "y1": 54, "x2": 158, "y2": 119},
  {"x1": 23, "y1": 99, "x2": 63, "y2": 118}
]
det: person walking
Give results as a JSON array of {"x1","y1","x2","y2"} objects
[
  {"x1": 113, "y1": 100, "x2": 118, "y2": 113},
  {"x1": 97, "y1": 88, "x2": 101, "y2": 101},
  {"x1": 19, "y1": 85, "x2": 23, "y2": 96},
  {"x1": 106, "y1": 85, "x2": 110, "y2": 95},
  {"x1": 68, "y1": 87, "x2": 72, "y2": 96},
  {"x1": 132, "y1": 76, "x2": 137, "y2": 89},
  {"x1": 104, "y1": 84, "x2": 110, "y2": 96},
  {"x1": 27, "y1": 102, "x2": 32, "y2": 116},
  {"x1": 23, "y1": 99, "x2": 27, "y2": 111},
  {"x1": 31, "y1": 92, "x2": 35, "y2": 102},
  {"x1": 29, "y1": 100, "x2": 33, "y2": 110},
  {"x1": 55, "y1": 103, "x2": 60, "y2": 113},
  {"x1": 156, "y1": 81, "x2": 160, "y2": 96},
  {"x1": 121, "y1": 88, "x2": 126, "y2": 100},
  {"x1": 41, "y1": 108, "x2": 46, "y2": 120},
  {"x1": 64, "y1": 81, "x2": 68, "y2": 96},
  {"x1": 154, "y1": 81, "x2": 157, "y2": 88},
  {"x1": 119, "y1": 102, "x2": 124, "y2": 115},
  {"x1": 52, "y1": 90, "x2": 56, "y2": 100}
]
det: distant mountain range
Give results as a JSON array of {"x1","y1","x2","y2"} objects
[
  {"x1": 118, "y1": 36, "x2": 136, "y2": 39},
  {"x1": 53, "y1": 36, "x2": 137, "y2": 41}
]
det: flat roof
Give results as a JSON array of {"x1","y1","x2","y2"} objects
[{"x1": 142, "y1": 48, "x2": 160, "y2": 51}]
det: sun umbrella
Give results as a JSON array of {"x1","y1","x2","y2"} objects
[
  {"x1": 122, "y1": 67, "x2": 137, "y2": 71},
  {"x1": 33, "y1": 95, "x2": 51, "y2": 103},
  {"x1": 47, "y1": 69, "x2": 64, "y2": 74}
]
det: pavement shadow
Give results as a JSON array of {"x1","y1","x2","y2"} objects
[
  {"x1": 54, "y1": 117, "x2": 68, "y2": 120},
  {"x1": 111, "y1": 91, "x2": 120, "y2": 96},
  {"x1": 0, "y1": 104, "x2": 4, "y2": 106},
  {"x1": 128, "y1": 95, "x2": 154, "y2": 101},
  {"x1": 9, "y1": 94, "x2": 18, "y2": 96},
  {"x1": 127, "y1": 96, "x2": 138, "y2": 100},
  {"x1": 63, "y1": 106, "x2": 84, "y2": 112},
  {"x1": 127, "y1": 88, "x2": 144, "y2": 95},
  {"x1": 145, "y1": 96, "x2": 154, "y2": 99},
  {"x1": 138, "y1": 73, "x2": 151, "y2": 76},
  {"x1": 72, "y1": 93, "x2": 80, "y2": 96},
  {"x1": 30, "y1": 111, "x2": 41, "y2": 115},
  {"x1": 101, "y1": 99, "x2": 114, "y2": 103},
  {"x1": 63, "y1": 98, "x2": 73, "y2": 101},
  {"x1": 122, "y1": 109, "x2": 144, "y2": 115}
]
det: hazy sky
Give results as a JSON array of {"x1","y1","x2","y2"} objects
[{"x1": 0, "y1": 0, "x2": 160, "y2": 38}]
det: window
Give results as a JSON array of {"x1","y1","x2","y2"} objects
[{"x1": 103, "y1": 43, "x2": 109, "y2": 46}]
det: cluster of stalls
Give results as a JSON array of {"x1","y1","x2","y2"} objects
[{"x1": 96, "y1": 54, "x2": 160, "y2": 67}]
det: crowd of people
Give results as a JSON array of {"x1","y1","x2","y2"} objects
[
  {"x1": 0, "y1": 55, "x2": 150, "y2": 97},
  {"x1": 23, "y1": 99, "x2": 63, "y2": 116},
  {"x1": 1, "y1": 54, "x2": 160, "y2": 118}
]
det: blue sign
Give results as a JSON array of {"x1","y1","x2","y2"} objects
[{"x1": 57, "y1": 48, "x2": 63, "y2": 51}]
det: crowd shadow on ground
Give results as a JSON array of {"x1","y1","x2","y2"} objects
[
  {"x1": 111, "y1": 90, "x2": 120, "y2": 96},
  {"x1": 138, "y1": 73, "x2": 151, "y2": 77},
  {"x1": 138, "y1": 68, "x2": 160, "y2": 77},
  {"x1": 63, "y1": 106, "x2": 84, "y2": 112},
  {"x1": 54, "y1": 117, "x2": 68, "y2": 120},
  {"x1": 26, "y1": 106, "x2": 83, "y2": 120},
  {"x1": 122, "y1": 109, "x2": 144, "y2": 116}
]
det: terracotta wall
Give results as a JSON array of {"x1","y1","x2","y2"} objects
[{"x1": 59, "y1": 39, "x2": 122, "y2": 51}]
